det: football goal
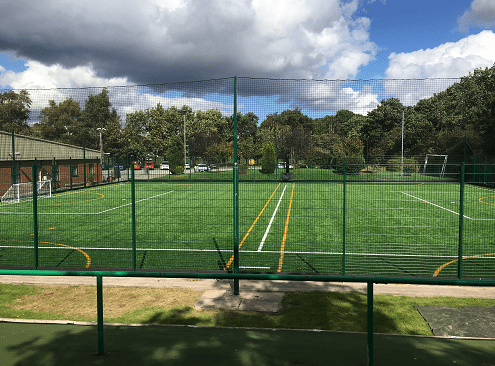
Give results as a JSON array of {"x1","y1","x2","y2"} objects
[
  {"x1": 1, "y1": 180, "x2": 52, "y2": 203},
  {"x1": 422, "y1": 154, "x2": 448, "y2": 178}
]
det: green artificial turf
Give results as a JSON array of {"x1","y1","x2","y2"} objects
[{"x1": 0, "y1": 179, "x2": 494, "y2": 279}]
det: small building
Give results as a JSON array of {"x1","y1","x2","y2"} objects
[{"x1": 0, "y1": 131, "x2": 102, "y2": 197}]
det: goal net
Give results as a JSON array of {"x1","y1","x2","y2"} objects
[
  {"x1": 422, "y1": 154, "x2": 448, "y2": 178},
  {"x1": 1, "y1": 180, "x2": 52, "y2": 203}
]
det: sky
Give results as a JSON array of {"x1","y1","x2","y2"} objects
[{"x1": 1, "y1": 0, "x2": 495, "y2": 123}]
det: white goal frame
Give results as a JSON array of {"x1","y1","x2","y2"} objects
[
  {"x1": 1, "y1": 180, "x2": 52, "y2": 203},
  {"x1": 423, "y1": 154, "x2": 448, "y2": 178}
]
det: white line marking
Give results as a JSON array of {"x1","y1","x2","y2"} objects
[
  {"x1": 258, "y1": 184, "x2": 287, "y2": 252},
  {"x1": 95, "y1": 191, "x2": 173, "y2": 214},
  {"x1": 0, "y1": 190, "x2": 174, "y2": 215},
  {"x1": 4, "y1": 245, "x2": 489, "y2": 260},
  {"x1": 402, "y1": 192, "x2": 473, "y2": 219},
  {"x1": 239, "y1": 266, "x2": 271, "y2": 269}
]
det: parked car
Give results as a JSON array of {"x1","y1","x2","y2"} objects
[
  {"x1": 277, "y1": 162, "x2": 293, "y2": 169},
  {"x1": 144, "y1": 161, "x2": 154, "y2": 169},
  {"x1": 194, "y1": 163, "x2": 209, "y2": 172},
  {"x1": 160, "y1": 161, "x2": 169, "y2": 170},
  {"x1": 209, "y1": 162, "x2": 217, "y2": 170},
  {"x1": 132, "y1": 161, "x2": 141, "y2": 170}
]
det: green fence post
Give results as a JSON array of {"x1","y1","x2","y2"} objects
[
  {"x1": 131, "y1": 168, "x2": 137, "y2": 271},
  {"x1": 458, "y1": 163, "x2": 465, "y2": 279},
  {"x1": 32, "y1": 165, "x2": 39, "y2": 269},
  {"x1": 11, "y1": 130, "x2": 16, "y2": 185},
  {"x1": 69, "y1": 157, "x2": 73, "y2": 190},
  {"x1": 83, "y1": 136, "x2": 86, "y2": 188},
  {"x1": 342, "y1": 163, "x2": 346, "y2": 275},
  {"x1": 367, "y1": 282, "x2": 374, "y2": 366},
  {"x1": 233, "y1": 76, "x2": 240, "y2": 295},
  {"x1": 96, "y1": 275, "x2": 104, "y2": 355}
]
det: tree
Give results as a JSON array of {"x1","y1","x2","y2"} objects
[
  {"x1": 0, "y1": 90, "x2": 31, "y2": 134},
  {"x1": 78, "y1": 89, "x2": 121, "y2": 150},
  {"x1": 31, "y1": 98, "x2": 81, "y2": 144},
  {"x1": 260, "y1": 142, "x2": 276, "y2": 174},
  {"x1": 166, "y1": 134, "x2": 185, "y2": 175}
]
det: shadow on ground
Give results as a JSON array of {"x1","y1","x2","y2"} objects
[{"x1": 2, "y1": 321, "x2": 495, "y2": 366}]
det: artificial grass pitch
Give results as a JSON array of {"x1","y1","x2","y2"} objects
[{"x1": 0, "y1": 180, "x2": 494, "y2": 279}]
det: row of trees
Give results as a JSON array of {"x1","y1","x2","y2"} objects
[{"x1": 2, "y1": 65, "x2": 494, "y2": 170}]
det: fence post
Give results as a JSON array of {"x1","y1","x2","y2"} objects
[
  {"x1": 96, "y1": 275, "x2": 104, "y2": 355},
  {"x1": 367, "y1": 282, "x2": 374, "y2": 366},
  {"x1": 32, "y1": 165, "x2": 39, "y2": 269},
  {"x1": 233, "y1": 76, "x2": 240, "y2": 295},
  {"x1": 83, "y1": 136, "x2": 86, "y2": 188},
  {"x1": 131, "y1": 168, "x2": 137, "y2": 271},
  {"x1": 342, "y1": 163, "x2": 346, "y2": 275},
  {"x1": 458, "y1": 163, "x2": 465, "y2": 279}
]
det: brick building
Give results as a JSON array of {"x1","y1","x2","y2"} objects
[{"x1": 0, "y1": 131, "x2": 101, "y2": 197}]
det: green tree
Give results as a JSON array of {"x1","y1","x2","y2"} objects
[
  {"x1": 31, "y1": 98, "x2": 81, "y2": 144},
  {"x1": 260, "y1": 142, "x2": 276, "y2": 174},
  {"x1": 167, "y1": 134, "x2": 185, "y2": 174},
  {"x1": 78, "y1": 89, "x2": 121, "y2": 150},
  {"x1": 0, "y1": 90, "x2": 31, "y2": 134}
]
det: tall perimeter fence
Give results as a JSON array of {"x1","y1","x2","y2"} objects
[{"x1": 1, "y1": 77, "x2": 495, "y2": 362}]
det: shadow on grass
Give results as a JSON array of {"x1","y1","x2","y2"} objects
[{"x1": 2, "y1": 321, "x2": 495, "y2": 366}]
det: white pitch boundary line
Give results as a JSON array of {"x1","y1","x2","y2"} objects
[
  {"x1": 95, "y1": 190, "x2": 173, "y2": 215},
  {"x1": 0, "y1": 190, "x2": 174, "y2": 215},
  {"x1": 258, "y1": 184, "x2": 287, "y2": 252},
  {"x1": 401, "y1": 192, "x2": 473, "y2": 220},
  {"x1": 4, "y1": 245, "x2": 488, "y2": 260}
]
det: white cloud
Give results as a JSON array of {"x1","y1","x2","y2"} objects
[
  {"x1": 0, "y1": 60, "x2": 130, "y2": 90},
  {"x1": 0, "y1": 0, "x2": 377, "y2": 87},
  {"x1": 384, "y1": 30, "x2": 495, "y2": 106},
  {"x1": 386, "y1": 31, "x2": 495, "y2": 79},
  {"x1": 458, "y1": 0, "x2": 495, "y2": 30}
]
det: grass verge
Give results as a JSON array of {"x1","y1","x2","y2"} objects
[{"x1": 1, "y1": 284, "x2": 495, "y2": 336}]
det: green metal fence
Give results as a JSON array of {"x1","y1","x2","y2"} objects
[
  {"x1": 2, "y1": 77, "x2": 495, "y2": 365},
  {"x1": 1, "y1": 161, "x2": 494, "y2": 280}
]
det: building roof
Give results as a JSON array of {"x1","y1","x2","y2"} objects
[{"x1": 0, "y1": 131, "x2": 100, "y2": 161}]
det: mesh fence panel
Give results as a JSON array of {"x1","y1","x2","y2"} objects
[{"x1": 1, "y1": 78, "x2": 494, "y2": 279}]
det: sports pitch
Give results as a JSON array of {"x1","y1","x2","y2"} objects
[{"x1": 0, "y1": 179, "x2": 494, "y2": 279}]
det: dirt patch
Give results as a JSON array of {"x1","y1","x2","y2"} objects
[{"x1": 9, "y1": 285, "x2": 203, "y2": 319}]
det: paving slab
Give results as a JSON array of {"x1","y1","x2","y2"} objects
[{"x1": 194, "y1": 290, "x2": 284, "y2": 312}]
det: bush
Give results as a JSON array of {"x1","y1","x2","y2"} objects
[
  {"x1": 332, "y1": 155, "x2": 365, "y2": 174},
  {"x1": 260, "y1": 142, "x2": 276, "y2": 174},
  {"x1": 239, "y1": 163, "x2": 248, "y2": 175},
  {"x1": 386, "y1": 157, "x2": 418, "y2": 173}
]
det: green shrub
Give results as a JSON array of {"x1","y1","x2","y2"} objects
[{"x1": 386, "y1": 157, "x2": 418, "y2": 173}]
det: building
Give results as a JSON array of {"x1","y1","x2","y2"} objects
[{"x1": 0, "y1": 131, "x2": 102, "y2": 197}]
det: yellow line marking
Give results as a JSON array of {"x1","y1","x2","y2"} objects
[
  {"x1": 433, "y1": 252, "x2": 495, "y2": 277},
  {"x1": 278, "y1": 183, "x2": 295, "y2": 273},
  {"x1": 1, "y1": 239, "x2": 91, "y2": 268},
  {"x1": 40, "y1": 241, "x2": 92, "y2": 268},
  {"x1": 226, "y1": 183, "x2": 281, "y2": 269},
  {"x1": 479, "y1": 195, "x2": 495, "y2": 206}
]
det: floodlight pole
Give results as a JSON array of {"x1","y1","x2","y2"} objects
[{"x1": 97, "y1": 128, "x2": 106, "y2": 166}]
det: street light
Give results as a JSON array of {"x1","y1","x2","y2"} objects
[{"x1": 96, "y1": 128, "x2": 106, "y2": 166}]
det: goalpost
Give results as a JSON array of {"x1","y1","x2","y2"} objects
[
  {"x1": 423, "y1": 154, "x2": 448, "y2": 178},
  {"x1": 1, "y1": 180, "x2": 52, "y2": 203}
]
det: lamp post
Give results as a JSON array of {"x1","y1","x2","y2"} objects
[{"x1": 96, "y1": 128, "x2": 106, "y2": 166}]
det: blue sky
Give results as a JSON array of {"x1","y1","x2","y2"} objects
[{"x1": 1, "y1": 0, "x2": 494, "y2": 122}]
